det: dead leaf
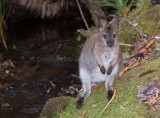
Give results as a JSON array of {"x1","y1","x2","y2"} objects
[{"x1": 91, "y1": 104, "x2": 98, "y2": 108}]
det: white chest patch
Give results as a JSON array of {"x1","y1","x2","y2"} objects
[{"x1": 102, "y1": 51, "x2": 116, "y2": 68}]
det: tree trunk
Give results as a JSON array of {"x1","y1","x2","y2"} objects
[{"x1": 86, "y1": 0, "x2": 105, "y2": 26}]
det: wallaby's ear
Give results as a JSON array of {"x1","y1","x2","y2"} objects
[
  {"x1": 98, "y1": 16, "x2": 107, "y2": 30},
  {"x1": 109, "y1": 14, "x2": 120, "y2": 28}
]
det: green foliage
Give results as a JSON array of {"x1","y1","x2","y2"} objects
[
  {"x1": 136, "y1": 0, "x2": 150, "y2": 12},
  {"x1": 0, "y1": 0, "x2": 11, "y2": 28},
  {"x1": 101, "y1": 0, "x2": 136, "y2": 17},
  {"x1": 118, "y1": 19, "x2": 139, "y2": 52},
  {"x1": 118, "y1": 0, "x2": 160, "y2": 52},
  {"x1": 0, "y1": 0, "x2": 11, "y2": 49}
]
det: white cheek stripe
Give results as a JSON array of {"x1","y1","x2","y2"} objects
[{"x1": 102, "y1": 37, "x2": 107, "y2": 45}]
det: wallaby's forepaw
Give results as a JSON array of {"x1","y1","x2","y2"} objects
[
  {"x1": 107, "y1": 66, "x2": 113, "y2": 75},
  {"x1": 76, "y1": 97, "x2": 84, "y2": 109},
  {"x1": 100, "y1": 66, "x2": 106, "y2": 74},
  {"x1": 107, "y1": 90, "x2": 114, "y2": 100}
]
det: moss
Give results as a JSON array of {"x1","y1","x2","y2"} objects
[
  {"x1": 118, "y1": 0, "x2": 160, "y2": 51},
  {"x1": 137, "y1": 5, "x2": 160, "y2": 35},
  {"x1": 57, "y1": 57, "x2": 160, "y2": 118},
  {"x1": 40, "y1": 96, "x2": 71, "y2": 118},
  {"x1": 118, "y1": 20, "x2": 139, "y2": 52}
]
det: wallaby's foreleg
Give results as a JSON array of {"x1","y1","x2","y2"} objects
[
  {"x1": 94, "y1": 56, "x2": 106, "y2": 74},
  {"x1": 107, "y1": 66, "x2": 113, "y2": 75},
  {"x1": 76, "y1": 69, "x2": 91, "y2": 109},
  {"x1": 93, "y1": 47, "x2": 106, "y2": 74}
]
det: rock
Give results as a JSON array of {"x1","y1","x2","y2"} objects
[
  {"x1": 22, "y1": 107, "x2": 39, "y2": 114},
  {"x1": 5, "y1": 70, "x2": 10, "y2": 74},
  {"x1": 2, "y1": 62, "x2": 10, "y2": 69},
  {"x1": 1, "y1": 103, "x2": 10, "y2": 107},
  {"x1": 40, "y1": 96, "x2": 71, "y2": 118}
]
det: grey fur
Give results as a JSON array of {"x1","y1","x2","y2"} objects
[{"x1": 77, "y1": 15, "x2": 121, "y2": 109}]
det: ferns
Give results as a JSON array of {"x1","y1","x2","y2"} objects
[{"x1": 102, "y1": 0, "x2": 136, "y2": 17}]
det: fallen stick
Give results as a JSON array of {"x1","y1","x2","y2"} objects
[
  {"x1": 98, "y1": 88, "x2": 117, "y2": 118},
  {"x1": 79, "y1": 111, "x2": 87, "y2": 118},
  {"x1": 119, "y1": 39, "x2": 155, "y2": 77}
]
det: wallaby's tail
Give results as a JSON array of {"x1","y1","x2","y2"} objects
[{"x1": 122, "y1": 52, "x2": 144, "y2": 65}]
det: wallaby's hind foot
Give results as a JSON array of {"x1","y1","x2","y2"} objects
[
  {"x1": 107, "y1": 90, "x2": 114, "y2": 100},
  {"x1": 76, "y1": 97, "x2": 84, "y2": 109}
]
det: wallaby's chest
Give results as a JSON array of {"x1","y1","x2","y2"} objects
[{"x1": 101, "y1": 49, "x2": 118, "y2": 64}]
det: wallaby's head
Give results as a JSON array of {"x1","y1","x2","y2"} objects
[{"x1": 98, "y1": 15, "x2": 119, "y2": 47}]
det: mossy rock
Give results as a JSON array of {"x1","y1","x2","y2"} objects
[{"x1": 40, "y1": 96, "x2": 71, "y2": 118}]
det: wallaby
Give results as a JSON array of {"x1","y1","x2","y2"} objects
[{"x1": 76, "y1": 15, "x2": 143, "y2": 109}]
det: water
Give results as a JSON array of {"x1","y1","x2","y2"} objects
[{"x1": 0, "y1": 16, "x2": 85, "y2": 118}]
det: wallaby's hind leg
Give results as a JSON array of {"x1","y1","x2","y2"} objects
[
  {"x1": 105, "y1": 76, "x2": 116, "y2": 100},
  {"x1": 76, "y1": 69, "x2": 91, "y2": 109},
  {"x1": 105, "y1": 76, "x2": 115, "y2": 100},
  {"x1": 105, "y1": 64, "x2": 119, "y2": 100}
]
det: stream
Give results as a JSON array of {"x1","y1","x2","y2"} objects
[{"x1": 0, "y1": 16, "x2": 87, "y2": 118}]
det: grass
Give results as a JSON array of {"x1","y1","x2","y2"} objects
[{"x1": 56, "y1": 57, "x2": 160, "y2": 118}]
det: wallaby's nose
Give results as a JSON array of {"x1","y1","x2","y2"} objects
[{"x1": 107, "y1": 40, "x2": 114, "y2": 47}]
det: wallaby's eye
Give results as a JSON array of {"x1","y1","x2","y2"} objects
[
  {"x1": 103, "y1": 34, "x2": 106, "y2": 38},
  {"x1": 113, "y1": 34, "x2": 116, "y2": 38}
]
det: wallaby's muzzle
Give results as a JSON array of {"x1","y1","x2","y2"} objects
[{"x1": 107, "y1": 40, "x2": 114, "y2": 47}]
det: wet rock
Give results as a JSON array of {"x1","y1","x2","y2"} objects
[
  {"x1": 2, "y1": 62, "x2": 10, "y2": 69},
  {"x1": 4, "y1": 84, "x2": 22, "y2": 96},
  {"x1": 1, "y1": 103, "x2": 10, "y2": 107},
  {"x1": 5, "y1": 70, "x2": 10, "y2": 74},
  {"x1": 0, "y1": 60, "x2": 15, "y2": 72},
  {"x1": 22, "y1": 81, "x2": 52, "y2": 95},
  {"x1": 22, "y1": 107, "x2": 39, "y2": 114}
]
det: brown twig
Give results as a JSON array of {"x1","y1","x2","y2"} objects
[
  {"x1": 119, "y1": 39, "x2": 155, "y2": 77},
  {"x1": 71, "y1": 74, "x2": 79, "y2": 79},
  {"x1": 119, "y1": 60, "x2": 141, "y2": 77},
  {"x1": 79, "y1": 111, "x2": 87, "y2": 118},
  {"x1": 98, "y1": 88, "x2": 117, "y2": 118},
  {"x1": 59, "y1": 113, "x2": 63, "y2": 118},
  {"x1": 75, "y1": 0, "x2": 89, "y2": 30},
  {"x1": 49, "y1": 81, "x2": 56, "y2": 87}
]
